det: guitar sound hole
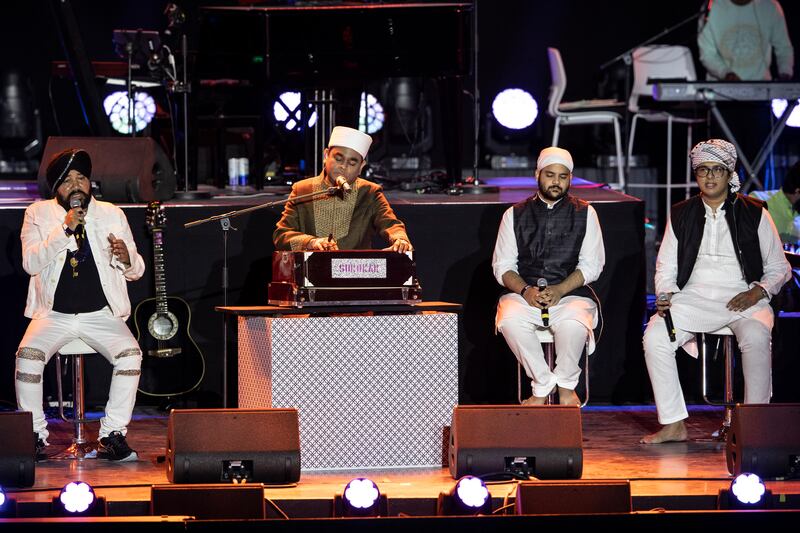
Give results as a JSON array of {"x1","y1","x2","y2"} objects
[{"x1": 148, "y1": 312, "x2": 179, "y2": 341}]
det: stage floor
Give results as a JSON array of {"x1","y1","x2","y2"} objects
[{"x1": 10, "y1": 405, "x2": 800, "y2": 517}]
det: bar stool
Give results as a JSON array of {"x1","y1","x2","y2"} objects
[
  {"x1": 516, "y1": 328, "x2": 590, "y2": 407},
  {"x1": 699, "y1": 326, "x2": 735, "y2": 441},
  {"x1": 54, "y1": 339, "x2": 99, "y2": 459}
]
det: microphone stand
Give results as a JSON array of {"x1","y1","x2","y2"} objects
[{"x1": 183, "y1": 185, "x2": 342, "y2": 407}]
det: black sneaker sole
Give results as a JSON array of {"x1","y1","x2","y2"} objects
[{"x1": 97, "y1": 450, "x2": 138, "y2": 462}]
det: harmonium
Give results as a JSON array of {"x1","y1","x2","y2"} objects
[{"x1": 268, "y1": 250, "x2": 422, "y2": 307}]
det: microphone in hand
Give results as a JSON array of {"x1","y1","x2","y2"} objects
[
  {"x1": 537, "y1": 278, "x2": 549, "y2": 327},
  {"x1": 658, "y1": 292, "x2": 677, "y2": 342},
  {"x1": 69, "y1": 196, "x2": 85, "y2": 236},
  {"x1": 335, "y1": 176, "x2": 351, "y2": 193}
]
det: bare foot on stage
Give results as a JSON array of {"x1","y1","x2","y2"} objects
[
  {"x1": 640, "y1": 420, "x2": 688, "y2": 444},
  {"x1": 521, "y1": 394, "x2": 548, "y2": 405},
  {"x1": 558, "y1": 387, "x2": 581, "y2": 406}
]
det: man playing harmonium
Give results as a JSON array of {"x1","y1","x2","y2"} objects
[{"x1": 273, "y1": 126, "x2": 413, "y2": 252}]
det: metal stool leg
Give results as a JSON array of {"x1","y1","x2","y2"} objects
[
  {"x1": 580, "y1": 349, "x2": 590, "y2": 408},
  {"x1": 55, "y1": 353, "x2": 96, "y2": 459},
  {"x1": 544, "y1": 343, "x2": 557, "y2": 405},
  {"x1": 720, "y1": 335, "x2": 735, "y2": 438},
  {"x1": 700, "y1": 332, "x2": 736, "y2": 441}
]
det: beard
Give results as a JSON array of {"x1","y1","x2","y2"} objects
[
  {"x1": 538, "y1": 182, "x2": 569, "y2": 202},
  {"x1": 57, "y1": 190, "x2": 91, "y2": 211}
]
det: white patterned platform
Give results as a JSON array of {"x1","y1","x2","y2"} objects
[{"x1": 238, "y1": 312, "x2": 458, "y2": 470}]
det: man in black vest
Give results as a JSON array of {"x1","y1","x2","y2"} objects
[
  {"x1": 641, "y1": 139, "x2": 790, "y2": 444},
  {"x1": 493, "y1": 147, "x2": 605, "y2": 405}
]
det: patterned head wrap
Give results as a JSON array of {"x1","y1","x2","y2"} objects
[{"x1": 690, "y1": 139, "x2": 740, "y2": 193}]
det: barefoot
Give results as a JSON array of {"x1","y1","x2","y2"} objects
[
  {"x1": 558, "y1": 387, "x2": 581, "y2": 406},
  {"x1": 521, "y1": 394, "x2": 548, "y2": 405},
  {"x1": 640, "y1": 420, "x2": 688, "y2": 444}
]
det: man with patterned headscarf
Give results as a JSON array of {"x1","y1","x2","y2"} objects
[
  {"x1": 17, "y1": 148, "x2": 145, "y2": 461},
  {"x1": 273, "y1": 126, "x2": 412, "y2": 252},
  {"x1": 641, "y1": 139, "x2": 791, "y2": 444},
  {"x1": 493, "y1": 147, "x2": 605, "y2": 406}
]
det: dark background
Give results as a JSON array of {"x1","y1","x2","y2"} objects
[{"x1": 3, "y1": 1, "x2": 799, "y2": 179}]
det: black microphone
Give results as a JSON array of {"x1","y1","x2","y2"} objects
[
  {"x1": 335, "y1": 176, "x2": 351, "y2": 193},
  {"x1": 537, "y1": 278, "x2": 549, "y2": 327},
  {"x1": 69, "y1": 196, "x2": 84, "y2": 241},
  {"x1": 658, "y1": 293, "x2": 677, "y2": 342}
]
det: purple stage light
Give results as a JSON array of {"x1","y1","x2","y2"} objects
[{"x1": 59, "y1": 481, "x2": 96, "y2": 513}]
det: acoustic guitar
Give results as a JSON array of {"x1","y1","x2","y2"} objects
[{"x1": 134, "y1": 201, "x2": 205, "y2": 397}]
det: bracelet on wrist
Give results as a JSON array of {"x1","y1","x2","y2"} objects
[{"x1": 520, "y1": 284, "x2": 532, "y2": 298}]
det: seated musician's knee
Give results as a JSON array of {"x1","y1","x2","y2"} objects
[
  {"x1": 113, "y1": 347, "x2": 142, "y2": 376},
  {"x1": 15, "y1": 347, "x2": 46, "y2": 384}
]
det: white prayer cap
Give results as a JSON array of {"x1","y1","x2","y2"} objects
[
  {"x1": 536, "y1": 146, "x2": 574, "y2": 172},
  {"x1": 327, "y1": 126, "x2": 372, "y2": 159}
]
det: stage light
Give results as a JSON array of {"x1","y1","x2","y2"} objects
[
  {"x1": 359, "y1": 92, "x2": 384, "y2": 134},
  {"x1": 103, "y1": 91, "x2": 156, "y2": 134},
  {"x1": 59, "y1": 481, "x2": 96, "y2": 513},
  {"x1": 718, "y1": 473, "x2": 773, "y2": 509},
  {"x1": 437, "y1": 475, "x2": 492, "y2": 515},
  {"x1": 771, "y1": 99, "x2": 800, "y2": 128},
  {"x1": 335, "y1": 477, "x2": 387, "y2": 517},
  {"x1": 273, "y1": 91, "x2": 317, "y2": 131},
  {"x1": 731, "y1": 473, "x2": 766, "y2": 505},
  {"x1": 492, "y1": 88, "x2": 538, "y2": 130},
  {"x1": 0, "y1": 486, "x2": 17, "y2": 519}
]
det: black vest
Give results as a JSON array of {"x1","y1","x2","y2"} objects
[
  {"x1": 671, "y1": 194, "x2": 764, "y2": 289},
  {"x1": 513, "y1": 194, "x2": 592, "y2": 298}
]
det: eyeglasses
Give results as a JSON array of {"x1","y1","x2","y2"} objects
[{"x1": 695, "y1": 166, "x2": 729, "y2": 178}]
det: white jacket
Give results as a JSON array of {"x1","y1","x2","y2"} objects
[{"x1": 21, "y1": 197, "x2": 145, "y2": 320}]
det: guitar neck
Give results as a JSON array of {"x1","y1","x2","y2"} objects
[{"x1": 152, "y1": 229, "x2": 168, "y2": 312}]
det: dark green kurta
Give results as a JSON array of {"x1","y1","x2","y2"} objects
[{"x1": 273, "y1": 174, "x2": 409, "y2": 250}]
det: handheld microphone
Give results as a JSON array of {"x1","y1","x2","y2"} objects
[
  {"x1": 537, "y1": 278, "x2": 549, "y2": 327},
  {"x1": 658, "y1": 293, "x2": 677, "y2": 342},
  {"x1": 335, "y1": 176, "x2": 351, "y2": 193},
  {"x1": 69, "y1": 196, "x2": 84, "y2": 240}
]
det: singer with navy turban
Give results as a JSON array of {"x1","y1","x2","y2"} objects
[
  {"x1": 273, "y1": 126, "x2": 411, "y2": 252},
  {"x1": 16, "y1": 148, "x2": 145, "y2": 462},
  {"x1": 492, "y1": 147, "x2": 605, "y2": 406}
]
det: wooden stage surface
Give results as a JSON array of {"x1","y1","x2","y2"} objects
[{"x1": 8, "y1": 405, "x2": 800, "y2": 517}]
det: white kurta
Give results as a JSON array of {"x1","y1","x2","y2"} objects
[
  {"x1": 492, "y1": 197, "x2": 605, "y2": 396},
  {"x1": 654, "y1": 201, "x2": 790, "y2": 343},
  {"x1": 644, "y1": 199, "x2": 791, "y2": 424}
]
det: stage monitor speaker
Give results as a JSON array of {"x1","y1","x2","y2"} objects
[
  {"x1": 151, "y1": 483, "x2": 266, "y2": 519},
  {"x1": 37, "y1": 136, "x2": 176, "y2": 202},
  {"x1": 515, "y1": 480, "x2": 631, "y2": 515},
  {"x1": 167, "y1": 408, "x2": 301, "y2": 484},
  {"x1": 726, "y1": 403, "x2": 800, "y2": 478},
  {"x1": 0, "y1": 411, "x2": 35, "y2": 487},
  {"x1": 448, "y1": 405, "x2": 582, "y2": 480}
]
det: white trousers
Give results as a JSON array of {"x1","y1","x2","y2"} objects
[
  {"x1": 643, "y1": 314, "x2": 772, "y2": 425},
  {"x1": 15, "y1": 307, "x2": 142, "y2": 441},
  {"x1": 496, "y1": 295, "x2": 590, "y2": 397}
]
